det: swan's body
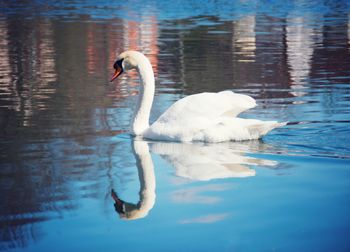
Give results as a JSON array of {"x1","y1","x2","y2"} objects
[{"x1": 111, "y1": 51, "x2": 285, "y2": 142}]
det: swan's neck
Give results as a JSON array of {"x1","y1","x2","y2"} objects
[{"x1": 131, "y1": 58, "x2": 155, "y2": 136}]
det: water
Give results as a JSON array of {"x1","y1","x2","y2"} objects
[{"x1": 1, "y1": 0, "x2": 350, "y2": 251}]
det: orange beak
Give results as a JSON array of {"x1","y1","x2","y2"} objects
[{"x1": 110, "y1": 66, "x2": 123, "y2": 82}]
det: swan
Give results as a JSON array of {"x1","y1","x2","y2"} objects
[{"x1": 111, "y1": 51, "x2": 286, "y2": 142}]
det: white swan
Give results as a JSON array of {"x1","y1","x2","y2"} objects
[{"x1": 111, "y1": 51, "x2": 286, "y2": 142}]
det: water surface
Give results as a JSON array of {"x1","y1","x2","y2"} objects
[{"x1": 1, "y1": 0, "x2": 350, "y2": 251}]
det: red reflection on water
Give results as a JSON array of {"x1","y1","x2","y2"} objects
[{"x1": 106, "y1": 15, "x2": 159, "y2": 97}]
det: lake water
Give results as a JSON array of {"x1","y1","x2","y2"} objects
[{"x1": 1, "y1": 0, "x2": 350, "y2": 251}]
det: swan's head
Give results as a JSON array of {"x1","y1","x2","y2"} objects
[{"x1": 110, "y1": 51, "x2": 147, "y2": 81}]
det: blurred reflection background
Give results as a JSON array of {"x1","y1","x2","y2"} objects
[{"x1": 0, "y1": 0, "x2": 350, "y2": 250}]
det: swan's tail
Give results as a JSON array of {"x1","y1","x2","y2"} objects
[{"x1": 247, "y1": 121, "x2": 287, "y2": 139}]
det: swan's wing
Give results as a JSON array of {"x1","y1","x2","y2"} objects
[
  {"x1": 145, "y1": 91, "x2": 276, "y2": 142},
  {"x1": 156, "y1": 91, "x2": 256, "y2": 124}
]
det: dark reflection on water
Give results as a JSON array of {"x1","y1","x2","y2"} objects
[{"x1": 0, "y1": 0, "x2": 350, "y2": 251}]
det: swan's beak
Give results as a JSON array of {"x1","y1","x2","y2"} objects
[{"x1": 110, "y1": 66, "x2": 123, "y2": 82}]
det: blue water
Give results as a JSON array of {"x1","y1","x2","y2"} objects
[{"x1": 0, "y1": 0, "x2": 350, "y2": 251}]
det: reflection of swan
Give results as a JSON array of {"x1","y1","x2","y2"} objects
[
  {"x1": 111, "y1": 139, "x2": 278, "y2": 220},
  {"x1": 111, "y1": 140, "x2": 156, "y2": 220},
  {"x1": 111, "y1": 51, "x2": 286, "y2": 142},
  {"x1": 149, "y1": 141, "x2": 277, "y2": 181}
]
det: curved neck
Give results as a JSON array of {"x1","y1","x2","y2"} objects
[
  {"x1": 127, "y1": 140, "x2": 156, "y2": 220},
  {"x1": 131, "y1": 57, "x2": 155, "y2": 136}
]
